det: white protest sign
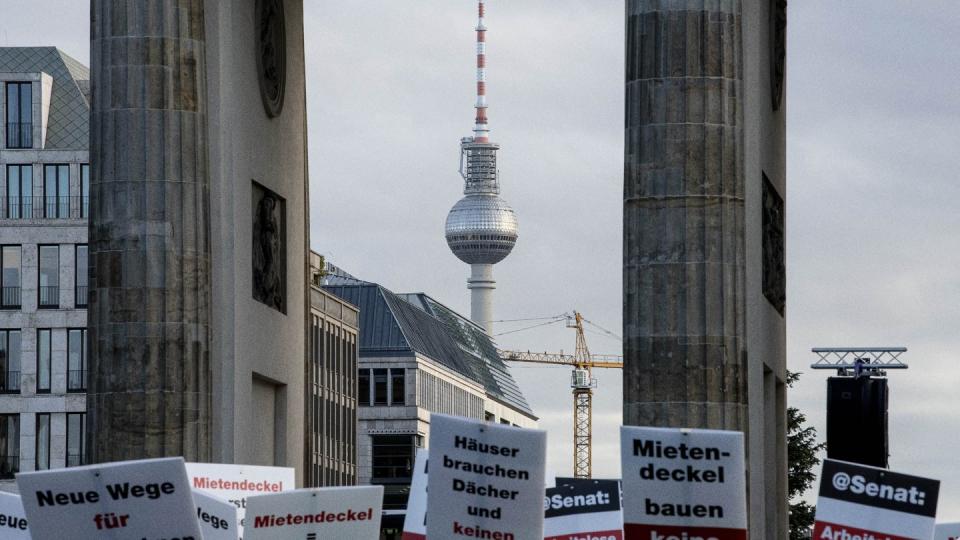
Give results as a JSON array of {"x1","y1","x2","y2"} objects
[
  {"x1": 16, "y1": 456, "x2": 201, "y2": 540},
  {"x1": 194, "y1": 489, "x2": 240, "y2": 540},
  {"x1": 936, "y1": 522, "x2": 960, "y2": 540},
  {"x1": 620, "y1": 426, "x2": 747, "y2": 540},
  {"x1": 401, "y1": 448, "x2": 428, "y2": 540},
  {"x1": 186, "y1": 461, "x2": 294, "y2": 536},
  {"x1": 0, "y1": 492, "x2": 30, "y2": 539},
  {"x1": 814, "y1": 459, "x2": 939, "y2": 540},
  {"x1": 427, "y1": 413, "x2": 547, "y2": 540},
  {"x1": 544, "y1": 479, "x2": 623, "y2": 540},
  {"x1": 244, "y1": 485, "x2": 383, "y2": 540}
]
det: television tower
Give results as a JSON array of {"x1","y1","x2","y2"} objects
[{"x1": 445, "y1": 0, "x2": 518, "y2": 335}]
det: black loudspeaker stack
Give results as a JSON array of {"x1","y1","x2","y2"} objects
[{"x1": 826, "y1": 376, "x2": 889, "y2": 468}]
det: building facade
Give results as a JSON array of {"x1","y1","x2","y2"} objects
[
  {"x1": 323, "y1": 265, "x2": 536, "y2": 534},
  {"x1": 0, "y1": 47, "x2": 90, "y2": 483},
  {"x1": 307, "y1": 252, "x2": 359, "y2": 487},
  {"x1": 623, "y1": 1, "x2": 788, "y2": 537}
]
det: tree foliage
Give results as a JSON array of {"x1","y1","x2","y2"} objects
[{"x1": 788, "y1": 371, "x2": 826, "y2": 540}]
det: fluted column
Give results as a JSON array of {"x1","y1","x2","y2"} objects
[
  {"x1": 88, "y1": 0, "x2": 212, "y2": 461},
  {"x1": 623, "y1": 0, "x2": 746, "y2": 430}
]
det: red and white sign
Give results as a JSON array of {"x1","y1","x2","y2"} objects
[
  {"x1": 186, "y1": 462, "x2": 294, "y2": 537},
  {"x1": 0, "y1": 492, "x2": 30, "y2": 539},
  {"x1": 427, "y1": 414, "x2": 547, "y2": 540},
  {"x1": 620, "y1": 426, "x2": 747, "y2": 540},
  {"x1": 401, "y1": 448, "x2": 428, "y2": 540},
  {"x1": 544, "y1": 479, "x2": 623, "y2": 540},
  {"x1": 193, "y1": 489, "x2": 240, "y2": 540},
  {"x1": 935, "y1": 522, "x2": 960, "y2": 540},
  {"x1": 814, "y1": 459, "x2": 939, "y2": 540},
  {"x1": 16, "y1": 457, "x2": 202, "y2": 540},
  {"x1": 243, "y1": 485, "x2": 383, "y2": 540}
]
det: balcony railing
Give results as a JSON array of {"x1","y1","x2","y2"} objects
[
  {"x1": 0, "y1": 196, "x2": 88, "y2": 219},
  {"x1": 5, "y1": 122, "x2": 31, "y2": 149},
  {"x1": 38, "y1": 286, "x2": 59, "y2": 308},
  {"x1": 0, "y1": 455, "x2": 19, "y2": 479},
  {"x1": 0, "y1": 287, "x2": 20, "y2": 309},
  {"x1": 0, "y1": 371, "x2": 20, "y2": 393},
  {"x1": 67, "y1": 453, "x2": 83, "y2": 468},
  {"x1": 76, "y1": 285, "x2": 88, "y2": 307},
  {"x1": 67, "y1": 369, "x2": 86, "y2": 392}
]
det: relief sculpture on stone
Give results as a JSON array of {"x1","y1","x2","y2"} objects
[{"x1": 252, "y1": 181, "x2": 286, "y2": 313}]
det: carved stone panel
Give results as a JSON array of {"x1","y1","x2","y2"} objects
[
  {"x1": 770, "y1": 0, "x2": 787, "y2": 111},
  {"x1": 762, "y1": 174, "x2": 785, "y2": 315},
  {"x1": 255, "y1": 0, "x2": 286, "y2": 118},
  {"x1": 252, "y1": 181, "x2": 286, "y2": 313}
]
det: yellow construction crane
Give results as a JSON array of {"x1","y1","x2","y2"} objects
[{"x1": 499, "y1": 311, "x2": 622, "y2": 478}]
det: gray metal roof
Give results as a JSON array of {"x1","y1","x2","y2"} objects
[
  {"x1": 0, "y1": 47, "x2": 89, "y2": 150},
  {"x1": 324, "y1": 282, "x2": 535, "y2": 417}
]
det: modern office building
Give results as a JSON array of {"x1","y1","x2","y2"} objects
[
  {"x1": 306, "y1": 252, "x2": 359, "y2": 487},
  {"x1": 322, "y1": 263, "x2": 536, "y2": 533},
  {"x1": 0, "y1": 47, "x2": 90, "y2": 484}
]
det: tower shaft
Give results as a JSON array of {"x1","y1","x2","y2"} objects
[{"x1": 468, "y1": 264, "x2": 495, "y2": 334}]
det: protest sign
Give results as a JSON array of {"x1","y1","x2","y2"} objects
[
  {"x1": 544, "y1": 479, "x2": 623, "y2": 540},
  {"x1": 0, "y1": 492, "x2": 30, "y2": 539},
  {"x1": 936, "y1": 522, "x2": 960, "y2": 540},
  {"x1": 427, "y1": 413, "x2": 547, "y2": 540},
  {"x1": 186, "y1": 461, "x2": 294, "y2": 536},
  {"x1": 16, "y1": 456, "x2": 201, "y2": 540},
  {"x1": 620, "y1": 426, "x2": 747, "y2": 540},
  {"x1": 243, "y1": 485, "x2": 383, "y2": 540},
  {"x1": 401, "y1": 448, "x2": 428, "y2": 540},
  {"x1": 814, "y1": 459, "x2": 939, "y2": 540},
  {"x1": 194, "y1": 489, "x2": 240, "y2": 540}
]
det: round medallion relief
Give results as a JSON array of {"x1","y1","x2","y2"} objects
[{"x1": 256, "y1": 0, "x2": 286, "y2": 118}]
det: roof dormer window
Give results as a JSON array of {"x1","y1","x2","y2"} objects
[{"x1": 4, "y1": 82, "x2": 32, "y2": 149}]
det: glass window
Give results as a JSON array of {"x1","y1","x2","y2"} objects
[
  {"x1": 37, "y1": 329, "x2": 50, "y2": 393},
  {"x1": 0, "y1": 414, "x2": 19, "y2": 478},
  {"x1": 43, "y1": 165, "x2": 69, "y2": 218},
  {"x1": 75, "y1": 245, "x2": 88, "y2": 308},
  {"x1": 371, "y1": 435, "x2": 415, "y2": 482},
  {"x1": 0, "y1": 246, "x2": 20, "y2": 308},
  {"x1": 80, "y1": 164, "x2": 89, "y2": 218},
  {"x1": 35, "y1": 413, "x2": 50, "y2": 471},
  {"x1": 67, "y1": 329, "x2": 86, "y2": 392},
  {"x1": 5, "y1": 82, "x2": 32, "y2": 149},
  {"x1": 66, "y1": 413, "x2": 85, "y2": 467},
  {"x1": 0, "y1": 330, "x2": 20, "y2": 393},
  {"x1": 358, "y1": 369, "x2": 370, "y2": 406},
  {"x1": 373, "y1": 369, "x2": 388, "y2": 406},
  {"x1": 390, "y1": 369, "x2": 405, "y2": 406},
  {"x1": 38, "y1": 245, "x2": 59, "y2": 308},
  {"x1": 5, "y1": 164, "x2": 32, "y2": 219}
]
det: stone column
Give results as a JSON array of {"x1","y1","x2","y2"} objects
[
  {"x1": 88, "y1": 0, "x2": 212, "y2": 461},
  {"x1": 623, "y1": 0, "x2": 746, "y2": 430}
]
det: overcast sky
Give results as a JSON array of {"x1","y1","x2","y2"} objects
[{"x1": 4, "y1": 0, "x2": 960, "y2": 519}]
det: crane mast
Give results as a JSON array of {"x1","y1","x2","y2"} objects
[{"x1": 500, "y1": 311, "x2": 623, "y2": 478}]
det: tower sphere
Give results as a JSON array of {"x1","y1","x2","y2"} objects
[{"x1": 445, "y1": 194, "x2": 518, "y2": 265}]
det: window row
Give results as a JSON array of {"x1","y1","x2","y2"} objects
[
  {"x1": 0, "y1": 329, "x2": 87, "y2": 394},
  {"x1": 0, "y1": 412, "x2": 86, "y2": 479},
  {"x1": 358, "y1": 368, "x2": 406, "y2": 407},
  {"x1": 0, "y1": 244, "x2": 88, "y2": 309},
  {"x1": 3, "y1": 164, "x2": 89, "y2": 219}
]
